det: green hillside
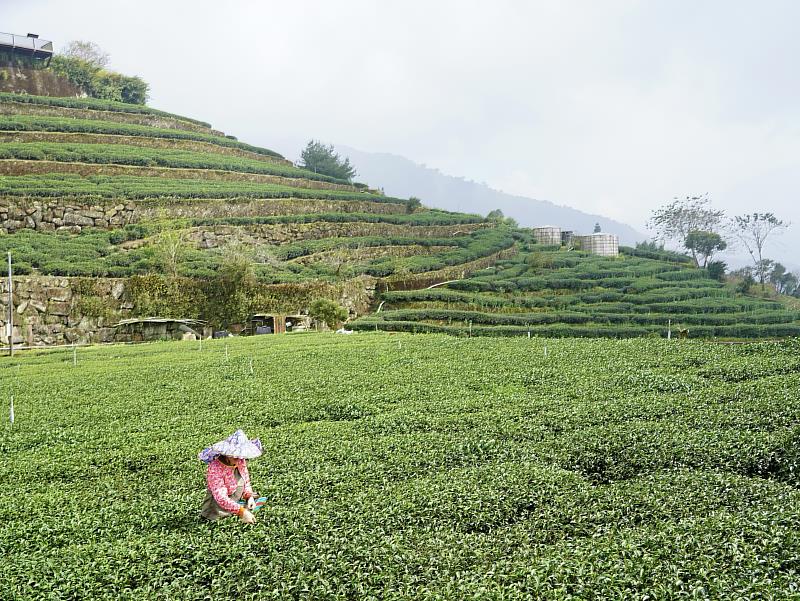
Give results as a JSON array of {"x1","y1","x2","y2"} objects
[
  {"x1": 0, "y1": 92, "x2": 515, "y2": 337},
  {"x1": 353, "y1": 239, "x2": 800, "y2": 338},
  {"x1": 0, "y1": 91, "x2": 797, "y2": 339},
  {"x1": 0, "y1": 94, "x2": 513, "y2": 282}
]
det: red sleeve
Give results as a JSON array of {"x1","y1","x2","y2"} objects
[
  {"x1": 207, "y1": 461, "x2": 241, "y2": 514},
  {"x1": 239, "y1": 459, "x2": 255, "y2": 499}
]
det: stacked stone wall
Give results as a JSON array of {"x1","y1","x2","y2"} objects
[
  {"x1": 0, "y1": 276, "x2": 127, "y2": 346},
  {"x1": 0, "y1": 198, "x2": 135, "y2": 233},
  {"x1": 0, "y1": 197, "x2": 406, "y2": 234},
  {"x1": 0, "y1": 275, "x2": 378, "y2": 347},
  {"x1": 191, "y1": 222, "x2": 487, "y2": 248}
]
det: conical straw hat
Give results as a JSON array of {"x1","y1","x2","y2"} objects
[{"x1": 198, "y1": 429, "x2": 262, "y2": 463}]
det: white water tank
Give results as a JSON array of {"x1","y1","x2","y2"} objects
[
  {"x1": 532, "y1": 226, "x2": 562, "y2": 246},
  {"x1": 574, "y1": 233, "x2": 619, "y2": 257}
]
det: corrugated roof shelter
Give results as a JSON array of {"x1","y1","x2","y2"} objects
[
  {"x1": 248, "y1": 314, "x2": 310, "y2": 335},
  {"x1": 112, "y1": 317, "x2": 207, "y2": 342},
  {"x1": 0, "y1": 32, "x2": 54, "y2": 63}
]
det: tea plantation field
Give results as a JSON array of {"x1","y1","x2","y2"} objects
[{"x1": 2, "y1": 333, "x2": 800, "y2": 599}]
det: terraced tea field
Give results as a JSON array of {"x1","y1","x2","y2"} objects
[
  {"x1": 0, "y1": 92, "x2": 514, "y2": 288},
  {"x1": 356, "y1": 244, "x2": 800, "y2": 338},
  {"x1": 2, "y1": 91, "x2": 797, "y2": 342},
  {"x1": 2, "y1": 333, "x2": 799, "y2": 598}
]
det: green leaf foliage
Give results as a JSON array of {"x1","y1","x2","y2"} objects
[
  {"x1": 299, "y1": 140, "x2": 357, "y2": 181},
  {"x1": 2, "y1": 335, "x2": 800, "y2": 597},
  {"x1": 47, "y1": 56, "x2": 149, "y2": 105},
  {"x1": 0, "y1": 142, "x2": 350, "y2": 185}
]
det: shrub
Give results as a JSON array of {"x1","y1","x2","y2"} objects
[
  {"x1": 309, "y1": 298, "x2": 348, "y2": 329},
  {"x1": 707, "y1": 260, "x2": 727, "y2": 282},
  {"x1": 49, "y1": 55, "x2": 150, "y2": 105}
]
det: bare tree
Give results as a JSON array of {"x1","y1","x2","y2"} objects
[
  {"x1": 154, "y1": 228, "x2": 188, "y2": 278},
  {"x1": 647, "y1": 194, "x2": 726, "y2": 266},
  {"x1": 732, "y1": 213, "x2": 789, "y2": 289},
  {"x1": 62, "y1": 40, "x2": 110, "y2": 67}
]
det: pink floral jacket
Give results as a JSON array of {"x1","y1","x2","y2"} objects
[{"x1": 206, "y1": 458, "x2": 255, "y2": 514}]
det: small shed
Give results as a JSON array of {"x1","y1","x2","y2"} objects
[
  {"x1": 532, "y1": 226, "x2": 562, "y2": 246},
  {"x1": 112, "y1": 318, "x2": 207, "y2": 343},
  {"x1": 0, "y1": 32, "x2": 54, "y2": 64},
  {"x1": 248, "y1": 313, "x2": 311, "y2": 335}
]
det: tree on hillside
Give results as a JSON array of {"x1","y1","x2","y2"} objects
[
  {"x1": 206, "y1": 242, "x2": 257, "y2": 327},
  {"x1": 736, "y1": 271, "x2": 756, "y2": 294},
  {"x1": 635, "y1": 240, "x2": 665, "y2": 251},
  {"x1": 684, "y1": 230, "x2": 727, "y2": 268},
  {"x1": 153, "y1": 228, "x2": 188, "y2": 278},
  {"x1": 647, "y1": 195, "x2": 726, "y2": 267},
  {"x1": 62, "y1": 40, "x2": 109, "y2": 67},
  {"x1": 309, "y1": 298, "x2": 348, "y2": 330},
  {"x1": 405, "y1": 197, "x2": 422, "y2": 214},
  {"x1": 593, "y1": 222, "x2": 601, "y2": 233},
  {"x1": 731, "y1": 212, "x2": 789, "y2": 289},
  {"x1": 707, "y1": 260, "x2": 727, "y2": 282},
  {"x1": 769, "y1": 263, "x2": 799, "y2": 296},
  {"x1": 51, "y1": 41, "x2": 149, "y2": 104},
  {"x1": 487, "y1": 209, "x2": 518, "y2": 228},
  {"x1": 299, "y1": 141, "x2": 357, "y2": 181}
]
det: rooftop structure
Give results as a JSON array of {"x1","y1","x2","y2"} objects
[{"x1": 0, "y1": 32, "x2": 54, "y2": 63}]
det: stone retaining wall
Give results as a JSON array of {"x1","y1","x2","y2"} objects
[
  {"x1": 0, "y1": 62, "x2": 83, "y2": 97},
  {"x1": 0, "y1": 276, "x2": 126, "y2": 346},
  {"x1": 0, "y1": 100, "x2": 221, "y2": 135},
  {"x1": 0, "y1": 197, "x2": 406, "y2": 234},
  {"x1": 0, "y1": 198, "x2": 136, "y2": 233},
  {"x1": 190, "y1": 222, "x2": 488, "y2": 248},
  {"x1": 0, "y1": 160, "x2": 361, "y2": 191},
  {"x1": 0, "y1": 275, "x2": 378, "y2": 347}
]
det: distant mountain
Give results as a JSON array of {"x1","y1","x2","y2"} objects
[{"x1": 340, "y1": 146, "x2": 647, "y2": 246}]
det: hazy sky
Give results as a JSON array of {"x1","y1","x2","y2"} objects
[{"x1": 5, "y1": 0, "x2": 799, "y2": 264}]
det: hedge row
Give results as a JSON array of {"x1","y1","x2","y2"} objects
[
  {"x1": 0, "y1": 174, "x2": 400, "y2": 203},
  {"x1": 619, "y1": 245, "x2": 694, "y2": 264},
  {"x1": 0, "y1": 92, "x2": 212, "y2": 127},
  {"x1": 275, "y1": 228, "x2": 514, "y2": 276},
  {"x1": 0, "y1": 225, "x2": 508, "y2": 282},
  {"x1": 190, "y1": 210, "x2": 485, "y2": 228},
  {"x1": 0, "y1": 116, "x2": 284, "y2": 158},
  {"x1": 0, "y1": 143, "x2": 347, "y2": 185},
  {"x1": 375, "y1": 308, "x2": 800, "y2": 328},
  {"x1": 351, "y1": 318, "x2": 800, "y2": 339}
]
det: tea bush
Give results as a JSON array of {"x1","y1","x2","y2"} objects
[
  {"x1": 0, "y1": 91, "x2": 212, "y2": 127},
  {"x1": 0, "y1": 115, "x2": 284, "y2": 158},
  {"x1": 0, "y1": 174, "x2": 400, "y2": 202},
  {"x1": 364, "y1": 246, "x2": 800, "y2": 339},
  {"x1": 2, "y1": 335, "x2": 799, "y2": 598},
  {"x1": 0, "y1": 142, "x2": 348, "y2": 185}
]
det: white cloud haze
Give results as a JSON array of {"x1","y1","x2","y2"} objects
[{"x1": 5, "y1": 0, "x2": 799, "y2": 264}]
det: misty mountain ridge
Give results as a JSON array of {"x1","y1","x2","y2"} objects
[{"x1": 339, "y1": 146, "x2": 647, "y2": 246}]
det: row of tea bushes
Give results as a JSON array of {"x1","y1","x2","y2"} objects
[
  {"x1": 0, "y1": 174, "x2": 396, "y2": 202},
  {"x1": 0, "y1": 115, "x2": 284, "y2": 158},
  {"x1": 0, "y1": 143, "x2": 348, "y2": 185},
  {"x1": 0, "y1": 91, "x2": 214, "y2": 126},
  {"x1": 2, "y1": 335, "x2": 799, "y2": 597}
]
